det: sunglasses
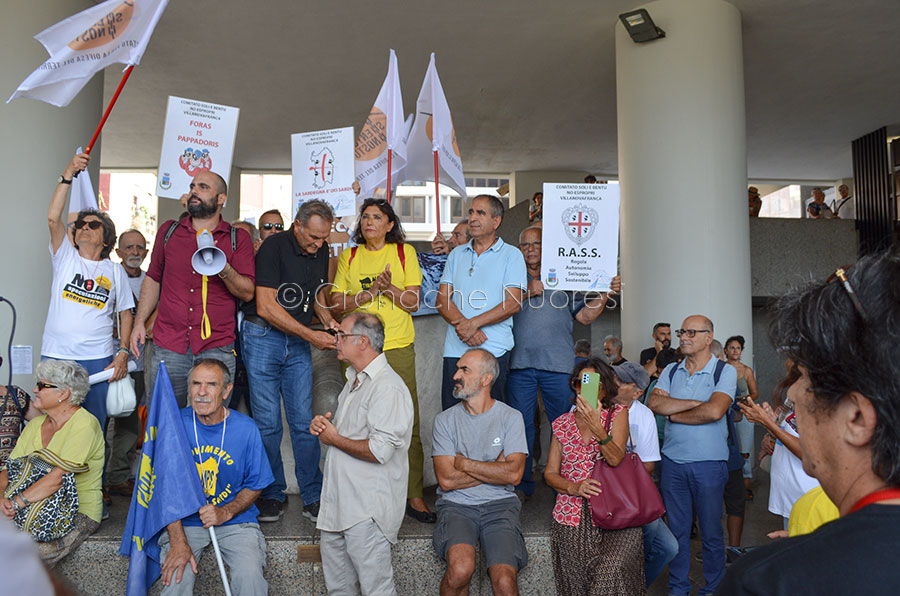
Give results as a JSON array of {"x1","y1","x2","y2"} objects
[
  {"x1": 830, "y1": 267, "x2": 870, "y2": 323},
  {"x1": 36, "y1": 381, "x2": 59, "y2": 390},
  {"x1": 74, "y1": 220, "x2": 103, "y2": 230},
  {"x1": 261, "y1": 223, "x2": 284, "y2": 231},
  {"x1": 674, "y1": 329, "x2": 710, "y2": 338}
]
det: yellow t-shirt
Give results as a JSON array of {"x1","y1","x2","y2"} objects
[
  {"x1": 332, "y1": 243, "x2": 422, "y2": 351},
  {"x1": 788, "y1": 485, "x2": 840, "y2": 537},
  {"x1": 10, "y1": 408, "x2": 105, "y2": 523}
]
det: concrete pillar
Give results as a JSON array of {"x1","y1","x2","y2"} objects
[
  {"x1": 616, "y1": 0, "x2": 753, "y2": 362},
  {"x1": 0, "y1": 0, "x2": 104, "y2": 385}
]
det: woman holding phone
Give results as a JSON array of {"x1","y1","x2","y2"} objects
[{"x1": 543, "y1": 357, "x2": 645, "y2": 596}]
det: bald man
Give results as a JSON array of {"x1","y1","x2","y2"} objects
[{"x1": 648, "y1": 315, "x2": 737, "y2": 596}]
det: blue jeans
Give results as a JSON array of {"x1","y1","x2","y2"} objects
[
  {"x1": 661, "y1": 457, "x2": 728, "y2": 596},
  {"x1": 241, "y1": 320, "x2": 322, "y2": 505},
  {"x1": 505, "y1": 368, "x2": 572, "y2": 495},
  {"x1": 643, "y1": 516, "x2": 678, "y2": 587},
  {"x1": 148, "y1": 342, "x2": 236, "y2": 409}
]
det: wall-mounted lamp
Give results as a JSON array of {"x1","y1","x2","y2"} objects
[{"x1": 619, "y1": 9, "x2": 666, "y2": 43}]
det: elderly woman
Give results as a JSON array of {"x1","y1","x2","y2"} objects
[
  {"x1": 0, "y1": 360, "x2": 104, "y2": 566},
  {"x1": 44, "y1": 152, "x2": 134, "y2": 429},
  {"x1": 329, "y1": 198, "x2": 433, "y2": 521},
  {"x1": 544, "y1": 357, "x2": 645, "y2": 596}
]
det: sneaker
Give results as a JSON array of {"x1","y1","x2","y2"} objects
[
  {"x1": 302, "y1": 501, "x2": 320, "y2": 522},
  {"x1": 256, "y1": 498, "x2": 284, "y2": 523}
]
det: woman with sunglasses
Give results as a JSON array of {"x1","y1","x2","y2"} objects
[
  {"x1": 329, "y1": 198, "x2": 434, "y2": 522},
  {"x1": 0, "y1": 360, "x2": 104, "y2": 565},
  {"x1": 43, "y1": 152, "x2": 134, "y2": 431},
  {"x1": 544, "y1": 357, "x2": 645, "y2": 596}
]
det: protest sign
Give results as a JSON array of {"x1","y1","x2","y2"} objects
[
  {"x1": 156, "y1": 96, "x2": 239, "y2": 199},
  {"x1": 540, "y1": 183, "x2": 620, "y2": 292},
  {"x1": 292, "y1": 127, "x2": 356, "y2": 218}
]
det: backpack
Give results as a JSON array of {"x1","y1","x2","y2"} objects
[{"x1": 346, "y1": 243, "x2": 406, "y2": 271}]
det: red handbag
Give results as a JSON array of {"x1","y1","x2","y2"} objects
[{"x1": 589, "y1": 408, "x2": 666, "y2": 530}]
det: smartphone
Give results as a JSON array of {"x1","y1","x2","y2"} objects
[{"x1": 580, "y1": 372, "x2": 600, "y2": 409}]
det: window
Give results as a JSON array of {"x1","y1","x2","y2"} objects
[{"x1": 399, "y1": 196, "x2": 427, "y2": 223}]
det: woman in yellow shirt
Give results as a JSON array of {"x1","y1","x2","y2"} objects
[
  {"x1": 0, "y1": 359, "x2": 104, "y2": 566},
  {"x1": 330, "y1": 198, "x2": 434, "y2": 522}
]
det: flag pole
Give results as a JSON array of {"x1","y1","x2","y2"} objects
[
  {"x1": 386, "y1": 148, "x2": 393, "y2": 204},
  {"x1": 433, "y1": 151, "x2": 441, "y2": 236},
  {"x1": 85, "y1": 65, "x2": 135, "y2": 154},
  {"x1": 208, "y1": 526, "x2": 233, "y2": 596}
]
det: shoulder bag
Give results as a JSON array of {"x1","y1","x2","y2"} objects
[{"x1": 589, "y1": 407, "x2": 666, "y2": 530}]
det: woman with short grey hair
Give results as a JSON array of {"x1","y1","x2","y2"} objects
[{"x1": 0, "y1": 360, "x2": 105, "y2": 566}]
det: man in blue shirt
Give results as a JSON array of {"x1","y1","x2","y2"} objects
[
  {"x1": 648, "y1": 315, "x2": 737, "y2": 596},
  {"x1": 159, "y1": 359, "x2": 274, "y2": 596},
  {"x1": 436, "y1": 195, "x2": 526, "y2": 410}
]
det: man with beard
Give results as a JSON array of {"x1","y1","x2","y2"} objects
[
  {"x1": 432, "y1": 349, "x2": 528, "y2": 596},
  {"x1": 131, "y1": 171, "x2": 255, "y2": 407},
  {"x1": 641, "y1": 322, "x2": 672, "y2": 377},
  {"x1": 105, "y1": 229, "x2": 150, "y2": 498}
]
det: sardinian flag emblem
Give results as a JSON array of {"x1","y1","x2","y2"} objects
[{"x1": 562, "y1": 203, "x2": 598, "y2": 245}]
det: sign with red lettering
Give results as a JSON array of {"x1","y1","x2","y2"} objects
[
  {"x1": 291, "y1": 127, "x2": 356, "y2": 217},
  {"x1": 541, "y1": 183, "x2": 620, "y2": 292},
  {"x1": 156, "y1": 96, "x2": 240, "y2": 199}
]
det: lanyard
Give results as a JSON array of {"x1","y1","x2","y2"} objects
[
  {"x1": 192, "y1": 409, "x2": 227, "y2": 502},
  {"x1": 200, "y1": 275, "x2": 212, "y2": 340},
  {"x1": 849, "y1": 488, "x2": 900, "y2": 514}
]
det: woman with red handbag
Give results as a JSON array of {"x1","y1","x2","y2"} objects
[{"x1": 544, "y1": 357, "x2": 645, "y2": 596}]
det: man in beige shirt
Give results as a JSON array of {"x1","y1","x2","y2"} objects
[{"x1": 311, "y1": 312, "x2": 413, "y2": 596}]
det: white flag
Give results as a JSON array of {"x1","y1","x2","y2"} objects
[
  {"x1": 405, "y1": 53, "x2": 467, "y2": 200},
  {"x1": 8, "y1": 0, "x2": 169, "y2": 107},
  {"x1": 354, "y1": 49, "x2": 407, "y2": 199},
  {"x1": 69, "y1": 147, "x2": 98, "y2": 214}
]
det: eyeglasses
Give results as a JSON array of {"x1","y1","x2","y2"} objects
[
  {"x1": 36, "y1": 381, "x2": 59, "y2": 391},
  {"x1": 674, "y1": 329, "x2": 711, "y2": 338},
  {"x1": 261, "y1": 223, "x2": 284, "y2": 231},
  {"x1": 335, "y1": 332, "x2": 366, "y2": 341},
  {"x1": 74, "y1": 220, "x2": 103, "y2": 230}
]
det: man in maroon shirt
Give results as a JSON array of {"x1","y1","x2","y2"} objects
[{"x1": 130, "y1": 171, "x2": 255, "y2": 407}]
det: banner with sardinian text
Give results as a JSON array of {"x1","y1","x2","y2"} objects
[
  {"x1": 540, "y1": 183, "x2": 620, "y2": 292},
  {"x1": 291, "y1": 127, "x2": 356, "y2": 218},
  {"x1": 156, "y1": 96, "x2": 239, "y2": 200}
]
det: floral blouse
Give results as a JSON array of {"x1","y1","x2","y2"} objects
[{"x1": 551, "y1": 405, "x2": 625, "y2": 527}]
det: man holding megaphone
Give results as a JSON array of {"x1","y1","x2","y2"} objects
[{"x1": 131, "y1": 171, "x2": 256, "y2": 408}]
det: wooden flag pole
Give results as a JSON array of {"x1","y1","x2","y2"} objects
[
  {"x1": 386, "y1": 148, "x2": 393, "y2": 204},
  {"x1": 85, "y1": 65, "x2": 135, "y2": 154},
  {"x1": 433, "y1": 151, "x2": 441, "y2": 235}
]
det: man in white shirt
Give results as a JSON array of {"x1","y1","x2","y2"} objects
[
  {"x1": 311, "y1": 312, "x2": 413, "y2": 596},
  {"x1": 613, "y1": 362, "x2": 678, "y2": 588},
  {"x1": 831, "y1": 184, "x2": 856, "y2": 220}
]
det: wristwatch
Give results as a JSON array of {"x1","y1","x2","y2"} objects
[{"x1": 58, "y1": 175, "x2": 72, "y2": 185}]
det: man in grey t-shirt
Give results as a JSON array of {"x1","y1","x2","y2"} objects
[{"x1": 433, "y1": 349, "x2": 528, "y2": 596}]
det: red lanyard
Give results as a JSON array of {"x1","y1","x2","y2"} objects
[{"x1": 849, "y1": 488, "x2": 900, "y2": 514}]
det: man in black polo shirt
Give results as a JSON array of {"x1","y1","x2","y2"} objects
[
  {"x1": 241, "y1": 199, "x2": 339, "y2": 523},
  {"x1": 640, "y1": 322, "x2": 672, "y2": 377}
]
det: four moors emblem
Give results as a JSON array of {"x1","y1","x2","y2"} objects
[{"x1": 562, "y1": 203, "x2": 598, "y2": 246}]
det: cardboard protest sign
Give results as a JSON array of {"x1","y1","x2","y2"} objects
[
  {"x1": 156, "y1": 96, "x2": 239, "y2": 199},
  {"x1": 292, "y1": 127, "x2": 356, "y2": 218},
  {"x1": 540, "y1": 183, "x2": 620, "y2": 292}
]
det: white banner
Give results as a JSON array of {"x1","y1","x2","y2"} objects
[
  {"x1": 354, "y1": 49, "x2": 407, "y2": 198},
  {"x1": 8, "y1": 0, "x2": 169, "y2": 106},
  {"x1": 404, "y1": 53, "x2": 467, "y2": 200},
  {"x1": 540, "y1": 183, "x2": 620, "y2": 292},
  {"x1": 156, "y1": 96, "x2": 239, "y2": 199},
  {"x1": 69, "y1": 146, "x2": 98, "y2": 213},
  {"x1": 292, "y1": 127, "x2": 356, "y2": 218}
]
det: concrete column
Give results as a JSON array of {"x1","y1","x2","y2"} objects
[
  {"x1": 0, "y1": 0, "x2": 103, "y2": 385},
  {"x1": 616, "y1": 0, "x2": 753, "y2": 362},
  {"x1": 508, "y1": 170, "x2": 593, "y2": 207}
]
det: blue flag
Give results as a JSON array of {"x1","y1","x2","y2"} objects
[{"x1": 119, "y1": 362, "x2": 207, "y2": 595}]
